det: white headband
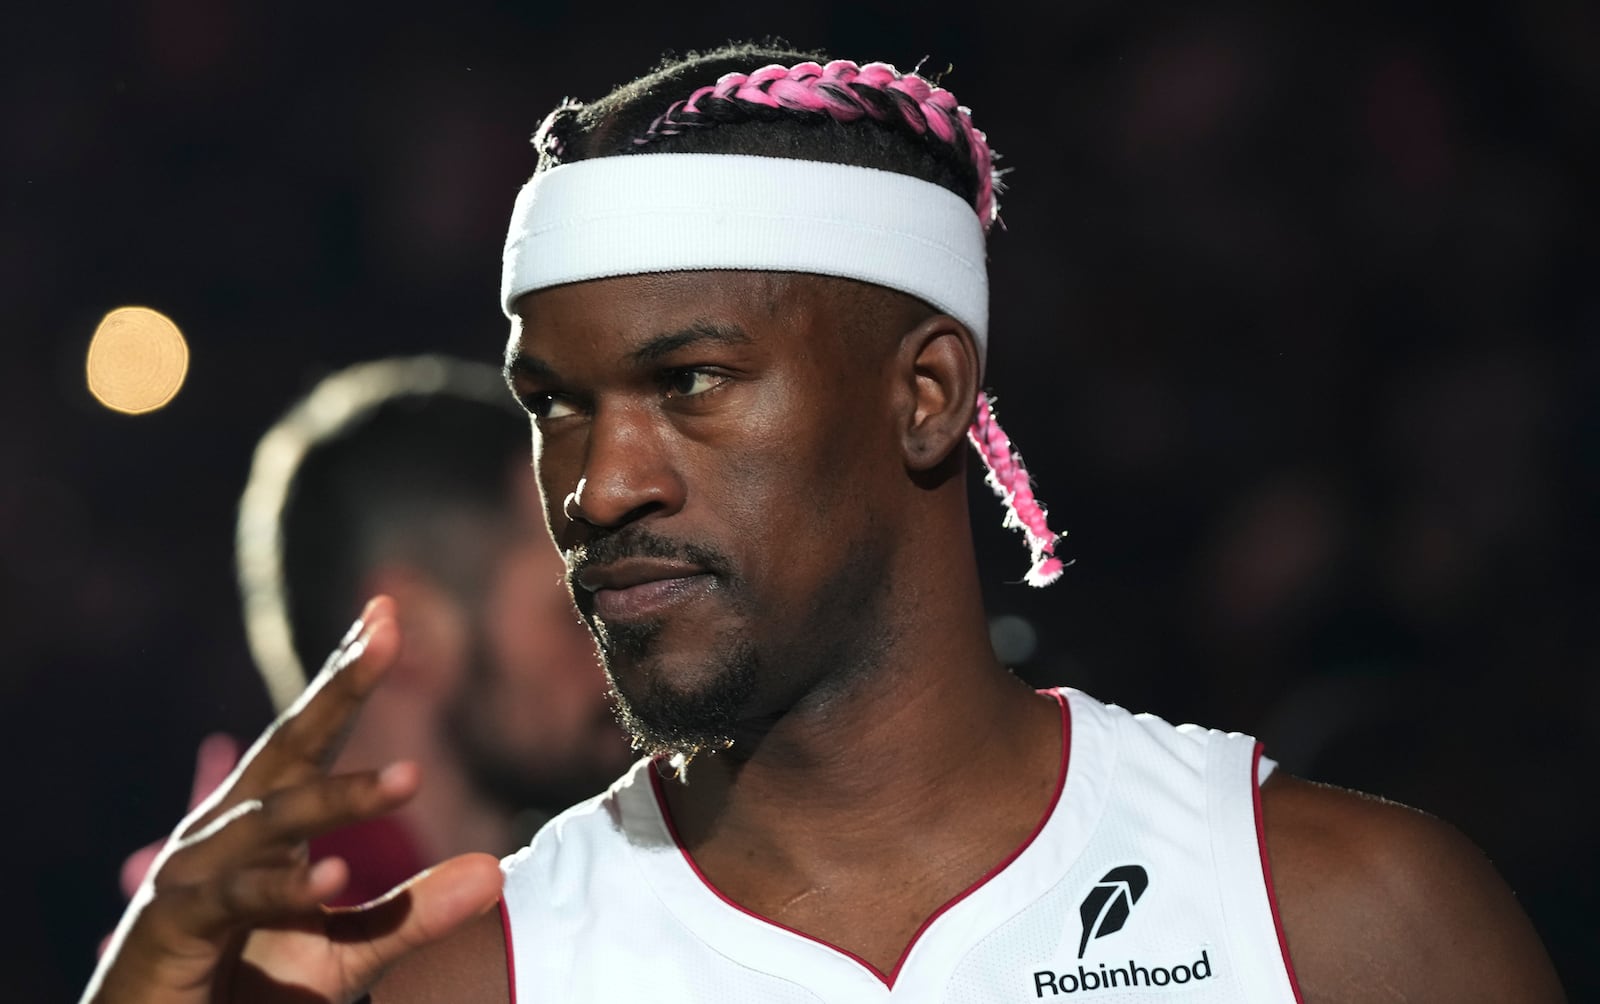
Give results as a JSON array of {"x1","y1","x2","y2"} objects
[{"x1": 500, "y1": 153, "x2": 990, "y2": 358}]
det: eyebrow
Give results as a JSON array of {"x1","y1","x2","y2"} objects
[
  {"x1": 628, "y1": 321, "x2": 753, "y2": 367},
  {"x1": 504, "y1": 350, "x2": 557, "y2": 386}
]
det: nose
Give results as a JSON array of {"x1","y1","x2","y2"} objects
[{"x1": 562, "y1": 401, "x2": 683, "y2": 533}]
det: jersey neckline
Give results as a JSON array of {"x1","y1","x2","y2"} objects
[{"x1": 641, "y1": 688, "x2": 1074, "y2": 991}]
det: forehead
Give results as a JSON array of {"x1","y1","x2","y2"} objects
[{"x1": 508, "y1": 271, "x2": 804, "y2": 358}]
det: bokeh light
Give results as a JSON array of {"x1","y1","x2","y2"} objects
[
  {"x1": 989, "y1": 614, "x2": 1040, "y2": 666},
  {"x1": 85, "y1": 306, "x2": 190, "y2": 414}
]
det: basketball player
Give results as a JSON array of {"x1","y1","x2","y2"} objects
[{"x1": 84, "y1": 47, "x2": 1565, "y2": 1003}]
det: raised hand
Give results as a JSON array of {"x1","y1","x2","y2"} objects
[
  {"x1": 82, "y1": 597, "x2": 504, "y2": 1004},
  {"x1": 117, "y1": 733, "x2": 243, "y2": 904}
]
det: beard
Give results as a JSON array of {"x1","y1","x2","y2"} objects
[
  {"x1": 570, "y1": 519, "x2": 893, "y2": 762},
  {"x1": 569, "y1": 528, "x2": 761, "y2": 761},
  {"x1": 444, "y1": 630, "x2": 628, "y2": 817},
  {"x1": 599, "y1": 618, "x2": 760, "y2": 760}
]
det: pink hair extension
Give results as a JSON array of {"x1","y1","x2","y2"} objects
[
  {"x1": 968, "y1": 391, "x2": 1066, "y2": 586},
  {"x1": 634, "y1": 59, "x2": 1003, "y2": 229}
]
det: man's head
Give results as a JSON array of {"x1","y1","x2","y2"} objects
[
  {"x1": 501, "y1": 47, "x2": 1063, "y2": 758},
  {"x1": 238, "y1": 356, "x2": 629, "y2": 812}
]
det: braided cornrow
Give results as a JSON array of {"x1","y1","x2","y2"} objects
[
  {"x1": 629, "y1": 60, "x2": 1001, "y2": 229},
  {"x1": 532, "y1": 97, "x2": 583, "y2": 172}
]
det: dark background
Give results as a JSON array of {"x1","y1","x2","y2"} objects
[{"x1": 3, "y1": 1, "x2": 1595, "y2": 999}]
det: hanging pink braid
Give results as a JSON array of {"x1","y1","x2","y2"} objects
[
  {"x1": 968, "y1": 393, "x2": 1066, "y2": 586},
  {"x1": 623, "y1": 58, "x2": 1065, "y2": 585}
]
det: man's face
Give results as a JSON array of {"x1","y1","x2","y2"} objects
[
  {"x1": 445, "y1": 468, "x2": 634, "y2": 811},
  {"x1": 507, "y1": 271, "x2": 904, "y2": 756}
]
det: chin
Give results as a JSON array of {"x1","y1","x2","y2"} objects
[{"x1": 602, "y1": 629, "x2": 760, "y2": 760}]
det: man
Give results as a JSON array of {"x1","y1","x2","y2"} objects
[
  {"x1": 85, "y1": 47, "x2": 1564, "y2": 1003},
  {"x1": 114, "y1": 356, "x2": 630, "y2": 905}
]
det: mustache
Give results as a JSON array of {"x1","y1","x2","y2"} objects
[{"x1": 564, "y1": 528, "x2": 735, "y2": 586}]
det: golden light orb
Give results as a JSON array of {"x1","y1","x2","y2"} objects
[{"x1": 86, "y1": 306, "x2": 190, "y2": 414}]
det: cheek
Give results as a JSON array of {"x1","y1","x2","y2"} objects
[
  {"x1": 533, "y1": 430, "x2": 583, "y2": 541},
  {"x1": 702, "y1": 384, "x2": 825, "y2": 530},
  {"x1": 697, "y1": 384, "x2": 883, "y2": 590}
]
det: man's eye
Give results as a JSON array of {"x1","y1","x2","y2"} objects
[
  {"x1": 664, "y1": 369, "x2": 721, "y2": 397},
  {"x1": 525, "y1": 393, "x2": 577, "y2": 420}
]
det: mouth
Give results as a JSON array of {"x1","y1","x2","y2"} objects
[{"x1": 576, "y1": 559, "x2": 715, "y2": 623}]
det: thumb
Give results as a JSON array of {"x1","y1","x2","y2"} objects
[{"x1": 326, "y1": 852, "x2": 503, "y2": 986}]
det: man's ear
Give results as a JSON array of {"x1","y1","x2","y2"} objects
[
  {"x1": 895, "y1": 314, "x2": 981, "y2": 472},
  {"x1": 359, "y1": 563, "x2": 470, "y2": 700}
]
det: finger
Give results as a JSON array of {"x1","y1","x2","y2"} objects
[
  {"x1": 214, "y1": 857, "x2": 351, "y2": 925},
  {"x1": 188, "y1": 733, "x2": 242, "y2": 809},
  {"x1": 230, "y1": 596, "x2": 400, "y2": 795},
  {"x1": 322, "y1": 853, "x2": 504, "y2": 986},
  {"x1": 253, "y1": 761, "x2": 421, "y2": 848},
  {"x1": 120, "y1": 840, "x2": 163, "y2": 898},
  {"x1": 172, "y1": 599, "x2": 396, "y2": 840},
  {"x1": 163, "y1": 763, "x2": 421, "y2": 882},
  {"x1": 149, "y1": 855, "x2": 350, "y2": 943},
  {"x1": 143, "y1": 763, "x2": 419, "y2": 941},
  {"x1": 275, "y1": 598, "x2": 401, "y2": 769}
]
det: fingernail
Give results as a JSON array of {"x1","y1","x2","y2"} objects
[
  {"x1": 378, "y1": 761, "x2": 412, "y2": 790},
  {"x1": 309, "y1": 857, "x2": 344, "y2": 889}
]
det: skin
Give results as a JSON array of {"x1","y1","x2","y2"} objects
[
  {"x1": 430, "y1": 468, "x2": 632, "y2": 818},
  {"x1": 1262, "y1": 774, "x2": 1567, "y2": 1001},
  {"x1": 81, "y1": 598, "x2": 505, "y2": 1004},
  {"x1": 332, "y1": 477, "x2": 629, "y2": 865},
  {"x1": 113, "y1": 469, "x2": 627, "y2": 908},
  {"x1": 503, "y1": 271, "x2": 1065, "y2": 977},
  {"x1": 83, "y1": 271, "x2": 1564, "y2": 1003}
]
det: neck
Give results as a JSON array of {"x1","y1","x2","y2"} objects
[{"x1": 663, "y1": 527, "x2": 1061, "y2": 874}]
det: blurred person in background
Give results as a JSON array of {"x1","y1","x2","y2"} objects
[{"x1": 119, "y1": 356, "x2": 632, "y2": 906}]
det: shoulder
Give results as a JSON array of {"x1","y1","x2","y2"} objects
[
  {"x1": 1260, "y1": 772, "x2": 1564, "y2": 1002},
  {"x1": 370, "y1": 906, "x2": 509, "y2": 1004},
  {"x1": 502, "y1": 758, "x2": 649, "y2": 886}
]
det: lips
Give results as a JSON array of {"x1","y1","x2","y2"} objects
[{"x1": 576, "y1": 558, "x2": 713, "y2": 623}]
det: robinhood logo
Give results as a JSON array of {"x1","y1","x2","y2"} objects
[
  {"x1": 1032, "y1": 952, "x2": 1215, "y2": 996},
  {"x1": 1077, "y1": 865, "x2": 1148, "y2": 958},
  {"x1": 1031, "y1": 865, "x2": 1216, "y2": 995}
]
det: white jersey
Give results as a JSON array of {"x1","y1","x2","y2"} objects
[{"x1": 500, "y1": 688, "x2": 1303, "y2": 1002}]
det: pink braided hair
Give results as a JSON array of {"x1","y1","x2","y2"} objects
[
  {"x1": 634, "y1": 59, "x2": 1003, "y2": 230},
  {"x1": 968, "y1": 392, "x2": 1066, "y2": 586}
]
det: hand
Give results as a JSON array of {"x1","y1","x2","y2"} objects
[
  {"x1": 82, "y1": 597, "x2": 504, "y2": 1004},
  {"x1": 119, "y1": 733, "x2": 243, "y2": 901}
]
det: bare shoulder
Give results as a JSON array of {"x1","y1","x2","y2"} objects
[
  {"x1": 1259, "y1": 772, "x2": 1564, "y2": 1003},
  {"x1": 370, "y1": 905, "x2": 509, "y2": 1004}
]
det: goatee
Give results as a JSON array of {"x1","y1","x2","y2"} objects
[{"x1": 598, "y1": 619, "x2": 759, "y2": 760}]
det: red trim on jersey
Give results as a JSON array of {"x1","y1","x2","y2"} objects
[
  {"x1": 498, "y1": 896, "x2": 518, "y2": 1004},
  {"x1": 1252, "y1": 742, "x2": 1306, "y2": 1003},
  {"x1": 649, "y1": 688, "x2": 1072, "y2": 990}
]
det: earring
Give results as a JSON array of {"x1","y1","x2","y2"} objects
[{"x1": 562, "y1": 477, "x2": 587, "y2": 522}]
